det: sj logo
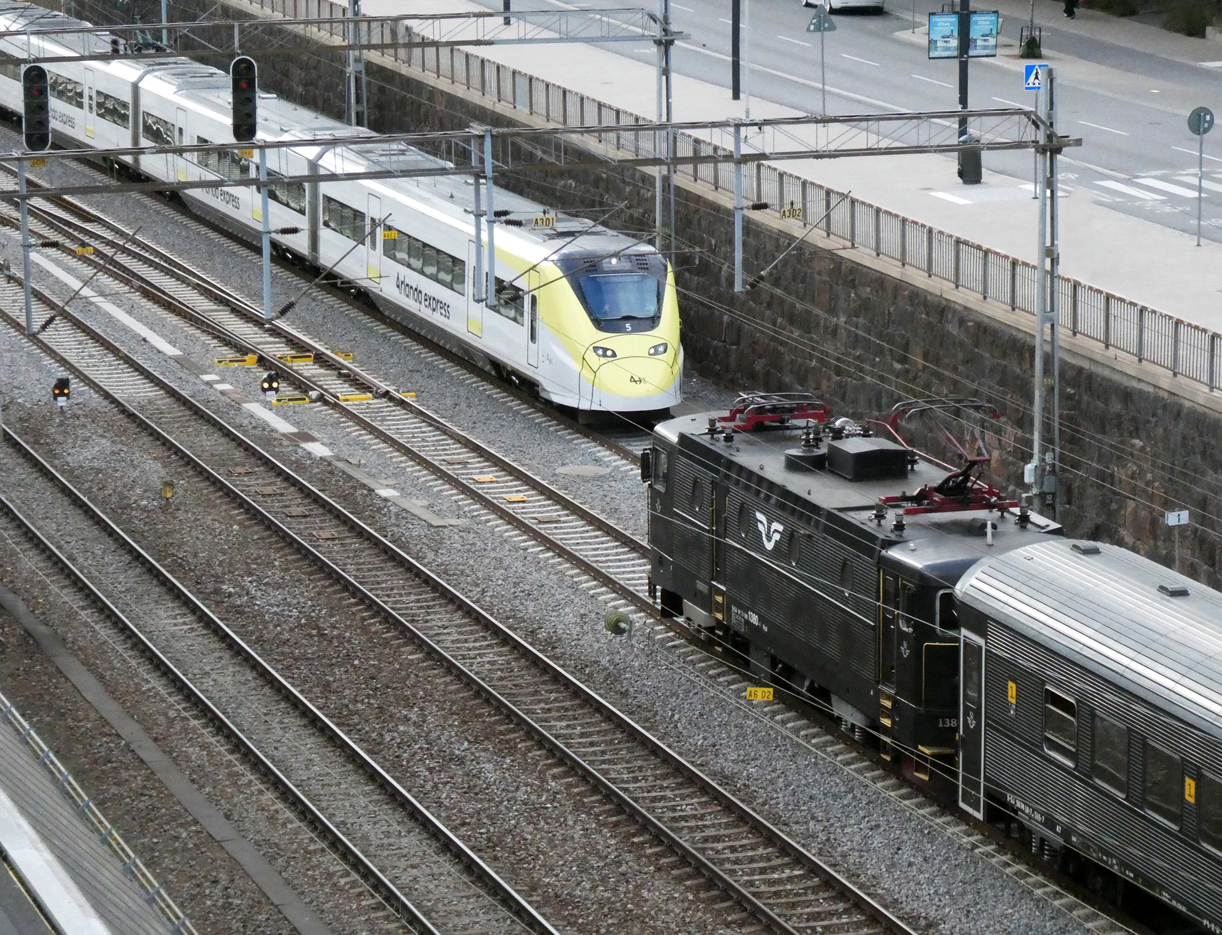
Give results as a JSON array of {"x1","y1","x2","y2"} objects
[{"x1": 755, "y1": 511, "x2": 784, "y2": 551}]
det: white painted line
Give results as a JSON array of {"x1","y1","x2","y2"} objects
[
  {"x1": 930, "y1": 191, "x2": 972, "y2": 205},
  {"x1": 213, "y1": 383, "x2": 233, "y2": 390},
  {"x1": 303, "y1": 441, "x2": 334, "y2": 457},
  {"x1": 1173, "y1": 145, "x2": 1222, "y2": 162},
  {"x1": 672, "y1": 3, "x2": 692, "y2": 9},
  {"x1": 1199, "y1": 60, "x2": 1222, "y2": 67},
  {"x1": 1176, "y1": 176, "x2": 1222, "y2": 194},
  {"x1": 1078, "y1": 120, "x2": 1129, "y2": 136},
  {"x1": 240, "y1": 402, "x2": 299, "y2": 433},
  {"x1": 201, "y1": 374, "x2": 219, "y2": 381},
  {"x1": 30, "y1": 253, "x2": 185, "y2": 357},
  {"x1": 717, "y1": 18, "x2": 746, "y2": 26},
  {"x1": 913, "y1": 74, "x2": 953, "y2": 88},
  {"x1": 375, "y1": 488, "x2": 401, "y2": 497},
  {"x1": 1095, "y1": 180, "x2": 1166, "y2": 200},
  {"x1": 1133, "y1": 177, "x2": 1204, "y2": 197},
  {"x1": 841, "y1": 53, "x2": 879, "y2": 66},
  {"x1": 778, "y1": 35, "x2": 812, "y2": 46},
  {"x1": 0, "y1": 785, "x2": 112, "y2": 935},
  {"x1": 991, "y1": 96, "x2": 1025, "y2": 107}
]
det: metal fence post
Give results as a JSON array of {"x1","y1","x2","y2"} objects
[
  {"x1": 1071, "y1": 282, "x2": 1078, "y2": 335},
  {"x1": 1009, "y1": 259, "x2": 1017, "y2": 310},
  {"x1": 1104, "y1": 295, "x2": 1111, "y2": 349},
  {"x1": 874, "y1": 207, "x2": 881, "y2": 256},
  {"x1": 824, "y1": 190, "x2": 832, "y2": 236},
  {"x1": 981, "y1": 252, "x2": 989, "y2": 301},
  {"x1": 1210, "y1": 334, "x2": 1217, "y2": 392},
  {"x1": 850, "y1": 202, "x2": 856, "y2": 247},
  {"x1": 1173, "y1": 321, "x2": 1180, "y2": 377},
  {"x1": 926, "y1": 228, "x2": 933, "y2": 277},
  {"x1": 900, "y1": 222, "x2": 907, "y2": 268},
  {"x1": 953, "y1": 239, "x2": 960, "y2": 289},
  {"x1": 1137, "y1": 307, "x2": 1145, "y2": 363}
]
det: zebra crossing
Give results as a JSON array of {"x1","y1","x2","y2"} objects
[{"x1": 1093, "y1": 173, "x2": 1219, "y2": 203}]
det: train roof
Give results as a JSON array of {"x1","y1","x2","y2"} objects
[
  {"x1": 656, "y1": 410, "x2": 1059, "y2": 586},
  {"x1": 956, "y1": 539, "x2": 1222, "y2": 739}
]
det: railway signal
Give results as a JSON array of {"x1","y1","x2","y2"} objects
[
  {"x1": 21, "y1": 64, "x2": 50, "y2": 152},
  {"x1": 260, "y1": 370, "x2": 279, "y2": 398},
  {"x1": 230, "y1": 56, "x2": 258, "y2": 143},
  {"x1": 51, "y1": 376, "x2": 69, "y2": 406}
]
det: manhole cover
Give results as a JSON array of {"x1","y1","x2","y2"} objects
[{"x1": 557, "y1": 465, "x2": 611, "y2": 478}]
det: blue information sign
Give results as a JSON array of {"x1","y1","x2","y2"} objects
[{"x1": 927, "y1": 11, "x2": 999, "y2": 60}]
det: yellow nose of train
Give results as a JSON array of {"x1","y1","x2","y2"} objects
[{"x1": 581, "y1": 336, "x2": 681, "y2": 410}]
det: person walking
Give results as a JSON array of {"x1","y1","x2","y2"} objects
[{"x1": 1063, "y1": 0, "x2": 1077, "y2": 17}]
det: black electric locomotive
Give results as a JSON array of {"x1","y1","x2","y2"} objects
[
  {"x1": 644, "y1": 392, "x2": 1222, "y2": 933},
  {"x1": 643, "y1": 393, "x2": 1061, "y2": 765}
]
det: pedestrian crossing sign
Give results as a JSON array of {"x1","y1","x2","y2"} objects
[{"x1": 1024, "y1": 64, "x2": 1045, "y2": 91}]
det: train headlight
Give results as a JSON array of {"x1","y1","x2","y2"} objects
[
  {"x1": 592, "y1": 346, "x2": 617, "y2": 359},
  {"x1": 648, "y1": 342, "x2": 668, "y2": 357}
]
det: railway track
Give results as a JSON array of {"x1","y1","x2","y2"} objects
[
  {"x1": 0, "y1": 427, "x2": 551, "y2": 935},
  {"x1": 0, "y1": 182, "x2": 656, "y2": 619},
  {"x1": 0, "y1": 238, "x2": 918, "y2": 935}
]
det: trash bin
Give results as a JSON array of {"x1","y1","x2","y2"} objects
[{"x1": 958, "y1": 133, "x2": 982, "y2": 185}]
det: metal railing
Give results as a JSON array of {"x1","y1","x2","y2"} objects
[
  {"x1": 0, "y1": 687, "x2": 198, "y2": 935},
  {"x1": 237, "y1": 0, "x2": 1222, "y2": 393}
]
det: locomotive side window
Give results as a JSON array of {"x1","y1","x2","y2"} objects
[
  {"x1": 738, "y1": 502, "x2": 751, "y2": 539},
  {"x1": 652, "y1": 449, "x2": 668, "y2": 491},
  {"x1": 935, "y1": 590, "x2": 957, "y2": 631},
  {"x1": 787, "y1": 531, "x2": 799, "y2": 567},
  {"x1": 1091, "y1": 713, "x2": 1129, "y2": 796},
  {"x1": 1042, "y1": 688, "x2": 1078, "y2": 764},
  {"x1": 1144, "y1": 741, "x2": 1183, "y2": 829},
  {"x1": 839, "y1": 560, "x2": 853, "y2": 596},
  {"x1": 690, "y1": 477, "x2": 702, "y2": 510},
  {"x1": 1200, "y1": 772, "x2": 1222, "y2": 853}
]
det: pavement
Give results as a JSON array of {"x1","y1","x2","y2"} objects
[{"x1": 365, "y1": 0, "x2": 1222, "y2": 333}]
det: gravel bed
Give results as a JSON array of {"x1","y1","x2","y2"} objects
[
  {"x1": 0, "y1": 136, "x2": 1100, "y2": 935},
  {"x1": 6, "y1": 390, "x2": 769, "y2": 935}
]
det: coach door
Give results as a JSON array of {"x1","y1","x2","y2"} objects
[
  {"x1": 84, "y1": 69, "x2": 95, "y2": 139},
  {"x1": 175, "y1": 108, "x2": 187, "y2": 181},
  {"x1": 526, "y1": 292, "x2": 539, "y2": 368},
  {"x1": 466, "y1": 242, "x2": 482, "y2": 337},
  {"x1": 366, "y1": 194, "x2": 381, "y2": 287},
  {"x1": 959, "y1": 632, "x2": 986, "y2": 819}
]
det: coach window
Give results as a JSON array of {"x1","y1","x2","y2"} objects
[
  {"x1": 437, "y1": 253, "x2": 453, "y2": 291},
  {"x1": 1144, "y1": 741, "x2": 1183, "y2": 828},
  {"x1": 1042, "y1": 688, "x2": 1077, "y2": 764},
  {"x1": 1200, "y1": 772, "x2": 1222, "y2": 853},
  {"x1": 494, "y1": 280, "x2": 526, "y2": 325},
  {"x1": 422, "y1": 243, "x2": 438, "y2": 280},
  {"x1": 1091, "y1": 713, "x2": 1128, "y2": 796}
]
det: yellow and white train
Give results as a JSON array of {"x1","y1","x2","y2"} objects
[{"x1": 0, "y1": 2, "x2": 683, "y2": 414}]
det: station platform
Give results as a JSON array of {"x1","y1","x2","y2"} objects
[{"x1": 0, "y1": 688, "x2": 183, "y2": 935}]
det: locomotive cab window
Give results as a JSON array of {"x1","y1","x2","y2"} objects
[
  {"x1": 1091, "y1": 713, "x2": 1129, "y2": 796},
  {"x1": 651, "y1": 448, "x2": 668, "y2": 491},
  {"x1": 1042, "y1": 688, "x2": 1078, "y2": 764},
  {"x1": 1144, "y1": 741, "x2": 1183, "y2": 829},
  {"x1": 935, "y1": 589, "x2": 957, "y2": 631},
  {"x1": 1200, "y1": 772, "x2": 1222, "y2": 854}
]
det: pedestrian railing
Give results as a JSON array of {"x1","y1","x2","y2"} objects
[{"x1": 241, "y1": 0, "x2": 1222, "y2": 392}]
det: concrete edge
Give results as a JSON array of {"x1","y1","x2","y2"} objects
[{"x1": 0, "y1": 583, "x2": 334, "y2": 935}]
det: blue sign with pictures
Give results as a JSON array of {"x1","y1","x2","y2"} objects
[
  {"x1": 927, "y1": 11, "x2": 999, "y2": 59},
  {"x1": 1024, "y1": 63, "x2": 1046, "y2": 90}
]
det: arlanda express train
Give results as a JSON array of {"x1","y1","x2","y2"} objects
[
  {"x1": 0, "y1": 3, "x2": 683, "y2": 415},
  {"x1": 645, "y1": 394, "x2": 1222, "y2": 933}
]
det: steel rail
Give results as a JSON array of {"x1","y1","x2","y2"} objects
[
  {"x1": 1, "y1": 259, "x2": 918, "y2": 935},
  {"x1": 2, "y1": 186, "x2": 657, "y2": 613},
  {"x1": 0, "y1": 431, "x2": 458, "y2": 935}
]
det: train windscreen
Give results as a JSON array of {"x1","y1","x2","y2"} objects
[{"x1": 557, "y1": 253, "x2": 667, "y2": 332}]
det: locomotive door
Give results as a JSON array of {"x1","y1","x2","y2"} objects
[
  {"x1": 84, "y1": 69, "x2": 95, "y2": 139},
  {"x1": 880, "y1": 573, "x2": 899, "y2": 690},
  {"x1": 711, "y1": 484, "x2": 726, "y2": 585},
  {"x1": 959, "y1": 632, "x2": 986, "y2": 819},
  {"x1": 366, "y1": 194, "x2": 382, "y2": 287},
  {"x1": 175, "y1": 108, "x2": 187, "y2": 181},
  {"x1": 466, "y1": 242, "x2": 482, "y2": 337},
  {"x1": 526, "y1": 292, "x2": 539, "y2": 367}
]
